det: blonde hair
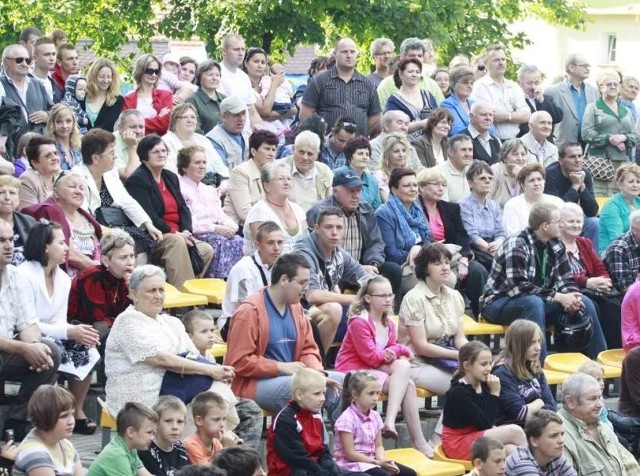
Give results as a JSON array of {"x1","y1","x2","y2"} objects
[
  {"x1": 496, "y1": 319, "x2": 543, "y2": 380},
  {"x1": 417, "y1": 167, "x2": 447, "y2": 186},
  {"x1": 596, "y1": 68, "x2": 622, "y2": 88},
  {"x1": 291, "y1": 368, "x2": 325, "y2": 395},
  {"x1": 348, "y1": 276, "x2": 391, "y2": 326},
  {"x1": 45, "y1": 104, "x2": 81, "y2": 149},
  {"x1": 0, "y1": 175, "x2": 21, "y2": 190},
  {"x1": 380, "y1": 133, "x2": 410, "y2": 177},
  {"x1": 577, "y1": 360, "x2": 604, "y2": 380},
  {"x1": 85, "y1": 59, "x2": 121, "y2": 107},
  {"x1": 616, "y1": 163, "x2": 640, "y2": 184}
]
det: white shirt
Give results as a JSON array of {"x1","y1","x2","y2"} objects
[
  {"x1": 434, "y1": 160, "x2": 470, "y2": 203},
  {"x1": 0, "y1": 265, "x2": 38, "y2": 339},
  {"x1": 219, "y1": 62, "x2": 255, "y2": 106},
  {"x1": 503, "y1": 194, "x2": 565, "y2": 236},
  {"x1": 471, "y1": 75, "x2": 528, "y2": 140}
]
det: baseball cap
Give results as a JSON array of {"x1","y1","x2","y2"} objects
[
  {"x1": 163, "y1": 53, "x2": 180, "y2": 66},
  {"x1": 220, "y1": 97, "x2": 248, "y2": 114},
  {"x1": 332, "y1": 168, "x2": 363, "y2": 188}
]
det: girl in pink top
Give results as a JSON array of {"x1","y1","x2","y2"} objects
[
  {"x1": 335, "y1": 276, "x2": 433, "y2": 457},
  {"x1": 334, "y1": 371, "x2": 417, "y2": 476}
]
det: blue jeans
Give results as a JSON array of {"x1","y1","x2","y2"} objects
[
  {"x1": 482, "y1": 294, "x2": 607, "y2": 362},
  {"x1": 582, "y1": 216, "x2": 599, "y2": 254}
]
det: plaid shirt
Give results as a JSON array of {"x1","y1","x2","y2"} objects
[
  {"x1": 603, "y1": 231, "x2": 640, "y2": 292},
  {"x1": 480, "y1": 227, "x2": 578, "y2": 310}
]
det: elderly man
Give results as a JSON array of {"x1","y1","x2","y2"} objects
[
  {"x1": 206, "y1": 97, "x2": 251, "y2": 169},
  {"x1": 516, "y1": 65, "x2": 564, "y2": 140},
  {"x1": 435, "y1": 134, "x2": 474, "y2": 202},
  {"x1": 620, "y1": 76, "x2": 640, "y2": 163},
  {"x1": 377, "y1": 37, "x2": 444, "y2": 110},
  {"x1": 603, "y1": 210, "x2": 640, "y2": 294},
  {"x1": 30, "y1": 37, "x2": 62, "y2": 104},
  {"x1": 112, "y1": 110, "x2": 145, "y2": 180},
  {"x1": 318, "y1": 116, "x2": 357, "y2": 169},
  {"x1": 559, "y1": 373, "x2": 640, "y2": 475},
  {"x1": 306, "y1": 168, "x2": 402, "y2": 305},
  {"x1": 282, "y1": 130, "x2": 333, "y2": 212},
  {"x1": 462, "y1": 102, "x2": 501, "y2": 165},
  {"x1": 367, "y1": 38, "x2": 394, "y2": 87},
  {"x1": 471, "y1": 44, "x2": 530, "y2": 140},
  {"x1": 0, "y1": 44, "x2": 52, "y2": 136},
  {"x1": 521, "y1": 111, "x2": 559, "y2": 166},
  {"x1": 51, "y1": 43, "x2": 79, "y2": 91},
  {"x1": 0, "y1": 220, "x2": 61, "y2": 440},
  {"x1": 545, "y1": 54, "x2": 598, "y2": 146},
  {"x1": 481, "y1": 202, "x2": 607, "y2": 362},
  {"x1": 301, "y1": 37, "x2": 381, "y2": 136},
  {"x1": 369, "y1": 110, "x2": 423, "y2": 171}
]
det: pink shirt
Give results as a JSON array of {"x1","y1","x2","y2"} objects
[
  {"x1": 622, "y1": 280, "x2": 640, "y2": 352},
  {"x1": 179, "y1": 175, "x2": 236, "y2": 234},
  {"x1": 429, "y1": 208, "x2": 445, "y2": 242},
  {"x1": 334, "y1": 402, "x2": 383, "y2": 472}
]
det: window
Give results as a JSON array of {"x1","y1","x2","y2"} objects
[{"x1": 607, "y1": 34, "x2": 617, "y2": 63}]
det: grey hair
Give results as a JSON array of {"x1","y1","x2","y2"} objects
[
  {"x1": 565, "y1": 53, "x2": 584, "y2": 73},
  {"x1": 260, "y1": 161, "x2": 290, "y2": 186},
  {"x1": 370, "y1": 38, "x2": 394, "y2": 57},
  {"x1": 623, "y1": 75, "x2": 640, "y2": 87},
  {"x1": 559, "y1": 202, "x2": 584, "y2": 219},
  {"x1": 382, "y1": 110, "x2": 409, "y2": 131},
  {"x1": 2, "y1": 44, "x2": 26, "y2": 62},
  {"x1": 499, "y1": 138, "x2": 526, "y2": 162},
  {"x1": 294, "y1": 130, "x2": 321, "y2": 153},
  {"x1": 517, "y1": 64, "x2": 540, "y2": 82},
  {"x1": 399, "y1": 38, "x2": 425, "y2": 57},
  {"x1": 631, "y1": 209, "x2": 640, "y2": 228},
  {"x1": 100, "y1": 229, "x2": 135, "y2": 254},
  {"x1": 560, "y1": 373, "x2": 599, "y2": 405},
  {"x1": 129, "y1": 265, "x2": 166, "y2": 293},
  {"x1": 114, "y1": 109, "x2": 144, "y2": 131},
  {"x1": 470, "y1": 102, "x2": 493, "y2": 115},
  {"x1": 529, "y1": 110, "x2": 552, "y2": 126}
]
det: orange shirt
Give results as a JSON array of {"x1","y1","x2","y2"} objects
[{"x1": 183, "y1": 434, "x2": 223, "y2": 465}]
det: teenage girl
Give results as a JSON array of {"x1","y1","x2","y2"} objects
[
  {"x1": 442, "y1": 341, "x2": 526, "y2": 461},
  {"x1": 334, "y1": 371, "x2": 417, "y2": 476},
  {"x1": 335, "y1": 276, "x2": 434, "y2": 457},
  {"x1": 492, "y1": 319, "x2": 556, "y2": 426}
]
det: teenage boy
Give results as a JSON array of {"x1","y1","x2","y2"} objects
[{"x1": 183, "y1": 392, "x2": 227, "y2": 465}]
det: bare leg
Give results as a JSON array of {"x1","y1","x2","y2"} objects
[
  {"x1": 309, "y1": 303, "x2": 342, "y2": 352},
  {"x1": 484, "y1": 424, "x2": 526, "y2": 455},
  {"x1": 399, "y1": 375, "x2": 433, "y2": 457},
  {"x1": 381, "y1": 359, "x2": 411, "y2": 435},
  {"x1": 68, "y1": 373, "x2": 93, "y2": 421}
]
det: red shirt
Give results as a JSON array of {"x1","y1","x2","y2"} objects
[{"x1": 158, "y1": 177, "x2": 180, "y2": 233}]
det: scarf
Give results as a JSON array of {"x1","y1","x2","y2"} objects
[{"x1": 387, "y1": 194, "x2": 431, "y2": 247}]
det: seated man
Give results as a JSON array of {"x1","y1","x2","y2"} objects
[
  {"x1": 293, "y1": 206, "x2": 370, "y2": 352},
  {"x1": 318, "y1": 115, "x2": 356, "y2": 169},
  {"x1": 0, "y1": 220, "x2": 61, "y2": 440},
  {"x1": 544, "y1": 141, "x2": 599, "y2": 250},
  {"x1": 467, "y1": 437, "x2": 506, "y2": 476},
  {"x1": 113, "y1": 110, "x2": 145, "y2": 180},
  {"x1": 369, "y1": 110, "x2": 423, "y2": 171},
  {"x1": 480, "y1": 202, "x2": 607, "y2": 362},
  {"x1": 206, "y1": 97, "x2": 251, "y2": 169},
  {"x1": 224, "y1": 253, "x2": 344, "y2": 423},
  {"x1": 521, "y1": 111, "x2": 559, "y2": 166},
  {"x1": 559, "y1": 373, "x2": 640, "y2": 475},
  {"x1": 462, "y1": 102, "x2": 501, "y2": 165},
  {"x1": 603, "y1": 209, "x2": 640, "y2": 294},
  {"x1": 307, "y1": 168, "x2": 402, "y2": 307},
  {"x1": 435, "y1": 134, "x2": 473, "y2": 202}
]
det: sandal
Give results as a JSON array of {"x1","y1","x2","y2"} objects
[
  {"x1": 73, "y1": 418, "x2": 97, "y2": 435},
  {"x1": 381, "y1": 427, "x2": 398, "y2": 440}
]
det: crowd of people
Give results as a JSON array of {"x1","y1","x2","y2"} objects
[{"x1": 1, "y1": 24, "x2": 640, "y2": 476}]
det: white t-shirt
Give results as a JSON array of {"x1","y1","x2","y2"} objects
[{"x1": 219, "y1": 62, "x2": 255, "y2": 106}]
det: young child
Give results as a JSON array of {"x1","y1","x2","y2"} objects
[
  {"x1": 259, "y1": 63, "x2": 294, "y2": 115},
  {"x1": 466, "y1": 437, "x2": 506, "y2": 476},
  {"x1": 87, "y1": 402, "x2": 158, "y2": 476},
  {"x1": 62, "y1": 75, "x2": 89, "y2": 134},
  {"x1": 442, "y1": 341, "x2": 526, "y2": 461},
  {"x1": 183, "y1": 391, "x2": 227, "y2": 465},
  {"x1": 139, "y1": 396, "x2": 190, "y2": 476},
  {"x1": 335, "y1": 276, "x2": 433, "y2": 457},
  {"x1": 577, "y1": 360, "x2": 613, "y2": 429},
  {"x1": 183, "y1": 310, "x2": 220, "y2": 362},
  {"x1": 334, "y1": 371, "x2": 417, "y2": 476},
  {"x1": 212, "y1": 446, "x2": 265, "y2": 476}
]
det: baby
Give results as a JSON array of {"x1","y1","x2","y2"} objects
[
  {"x1": 62, "y1": 75, "x2": 89, "y2": 134},
  {"x1": 259, "y1": 63, "x2": 294, "y2": 115}
]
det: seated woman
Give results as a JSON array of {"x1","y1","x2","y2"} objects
[
  {"x1": 560, "y1": 202, "x2": 621, "y2": 349},
  {"x1": 334, "y1": 136, "x2": 381, "y2": 210},
  {"x1": 412, "y1": 108, "x2": 452, "y2": 168},
  {"x1": 184, "y1": 60, "x2": 226, "y2": 135},
  {"x1": 81, "y1": 58, "x2": 124, "y2": 132},
  {"x1": 18, "y1": 135, "x2": 62, "y2": 211},
  {"x1": 162, "y1": 103, "x2": 229, "y2": 187},
  {"x1": 619, "y1": 347, "x2": 640, "y2": 417},
  {"x1": 336, "y1": 275, "x2": 434, "y2": 457},
  {"x1": 13, "y1": 385, "x2": 83, "y2": 476},
  {"x1": 45, "y1": 104, "x2": 83, "y2": 171},
  {"x1": 75, "y1": 128, "x2": 162, "y2": 257},
  {"x1": 23, "y1": 171, "x2": 103, "y2": 277},
  {"x1": 440, "y1": 66, "x2": 475, "y2": 135},
  {"x1": 459, "y1": 161, "x2": 507, "y2": 271},
  {"x1": 20, "y1": 221, "x2": 100, "y2": 435},
  {"x1": 242, "y1": 161, "x2": 306, "y2": 256},
  {"x1": 503, "y1": 163, "x2": 564, "y2": 236},
  {"x1": 417, "y1": 167, "x2": 489, "y2": 316},
  {"x1": 599, "y1": 163, "x2": 640, "y2": 255},
  {"x1": 489, "y1": 138, "x2": 528, "y2": 209},
  {"x1": 178, "y1": 146, "x2": 243, "y2": 279},
  {"x1": 0, "y1": 175, "x2": 35, "y2": 266},
  {"x1": 491, "y1": 320, "x2": 556, "y2": 426},
  {"x1": 373, "y1": 133, "x2": 411, "y2": 203},
  {"x1": 124, "y1": 134, "x2": 214, "y2": 288}
]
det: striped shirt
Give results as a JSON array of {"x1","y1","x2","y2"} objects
[
  {"x1": 505, "y1": 445, "x2": 576, "y2": 476},
  {"x1": 14, "y1": 431, "x2": 80, "y2": 476}
]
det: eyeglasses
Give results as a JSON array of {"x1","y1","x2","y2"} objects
[
  {"x1": 336, "y1": 121, "x2": 357, "y2": 133},
  {"x1": 6, "y1": 56, "x2": 32, "y2": 65},
  {"x1": 573, "y1": 63, "x2": 591, "y2": 68},
  {"x1": 369, "y1": 293, "x2": 395, "y2": 299},
  {"x1": 604, "y1": 82, "x2": 620, "y2": 88},
  {"x1": 144, "y1": 68, "x2": 160, "y2": 76},
  {"x1": 420, "y1": 181, "x2": 446, "y2": 187}
]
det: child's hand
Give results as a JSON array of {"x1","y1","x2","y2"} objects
[
  {"x1": 1, "y1": 441, "x2": 18, "y2": 461},
  {"x1": 379, "y1": 459, "x2": 399, "y2": 474},
  {"x1": 486, "y1": 374, "x2": 501, "y2": 396},
  {"x1": 384, "y1": 349, "x2": 396, "y2": 363}
]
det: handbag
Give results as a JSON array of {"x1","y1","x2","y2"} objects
[
  {"x1": 422, "y1": 341, "x2": 459, "y2": 372},
  {"x1": 188, "y1": 245, "x2": 206, "y2": 276},
  {"x1": 583, "y1": 144, "x2": 615, "y2": 182},
  {"x1": 95, "y1": 206, "x2": 133, "y2": 227}
]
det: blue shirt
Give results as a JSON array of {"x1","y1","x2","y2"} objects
[
  {"x1": 458, "y1": 193, "x2": 506, "y2": 244},
  {"x1": 263, "y1": 289, "x2": 297, "y2": 364},
  {"x1": 318, "y1": 139, "x2": 346, "y2": 169},
  {"x1": 569, "y1": 81, "x2": 587, "y2": 138}
]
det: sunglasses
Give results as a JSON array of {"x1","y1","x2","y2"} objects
[
  {"x1": 145, "y1": 68, "x2": 160, "y2": 76},
  {"x1": 337, "y1": 121, "x2": 357, "y2": 133},
  {"x1": 6, "y1": 56, "x2": 32, "y2": 65},
  {"x1": 476, "y1": 65, "x2": 486, "y2": 71},
  {"x1": 102, "y1": 236, "x2": 131, "y2": 255}
]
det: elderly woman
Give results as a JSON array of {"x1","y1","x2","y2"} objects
[
  {"x1": 178, "y1": 146, "x2": 243, "y2": 278},
  {"x1": 281, "y1": 130, "x2": 333, "y2": 211},
  {"x1": 413, "y1": 108, "x2": 453, "y2": 168},
  {"x1": 123, "y1": 54, "x2": 173, "y2": 136},
  {"x1": 599, "y1": 163, "x2": 640, "y2": 255},
  {"x1": 417, "y1": 167, "x2": 488, "y2": 315},
  {"x1": 104, "y1": 264, "x2": 236, "y2": 415},
  {"x1": 503, "y1": 163, "x2": 564, "y2": 236},
  {"x1": 45, "y1": 104, "x2": 83, "y2": 170},
  {"x1": 490, "y1": 138, "x2": 529, "y2": 209},
  {"x1": 560, "y1": 202, "x2": 621, "y2": 349},
  {"x1": 125, "y1": 135, "x2": 213, "y2": 288},
  {"x1": 18, "y1": 136, "x2": 62, "y2": 210},
  {"x1": 80, "y1": 58, "x2": 124, "y2": 132},
  {"x1": 335, "y1": 136, "x2": 382, "y2": 210},
  {"x1": 374, "y1": 133, "x2": 411, "y2": 203},
  {"x1": 0, "y1": 175, "x2": 35, "y2": 265},
  {"x1": 432, "y1": 68, "x2": 451, "y2": 98},
  {"x1": 20, "y1": 221, "x2": 100, "y2": 434},
  {"x1": 162, "y1": 102, "x2": 229, "y2": 187},
  {"x1": 386, "y1": 58, "x2": 438, "y2": 141},
  {"x1": 582, "y1": 69, "x2": 637, "y2": 196},
  {"x1": 440, "y1": 66, "x2": 476, "y2": 135},
  {"x1": 223, "y1": 130, "x2": 279, "y2": 225},
  {"x1": 459, "y1": 161, "x2": 507, "y2": 270},
  {"x1": 243, "y1": 161, "x2": 306, "y2": 256},
  {"x1": 185, "y1": 60, "x2": 225, "y2": 135},
  {"x1": 74, "y1": 128, "x2": 162, "y2": 256}
]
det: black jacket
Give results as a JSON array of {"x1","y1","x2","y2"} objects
[
  {"x1": 80, "y1": 95, "x2": 124, "y2": 132},
  {"x1": 518, "y1": 95, "x2": 564, "y2": 142},
  {"x1": 421, "y1": 200, "x2": 473, "y2": 259},
  {"x1": 461, "y1": 128, "x2": 501, "y2": 165}
]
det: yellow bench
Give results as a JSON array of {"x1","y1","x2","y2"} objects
[
  {"x1": 208, "y1": 343, "x2": 228, "y2": 359},
  {"x1": 163, "y1": 283, "x2": 208, "y2": 309},
  {"x1": 463, "y1": 315, "x2": 506, "y2": 336},
  {"x1": 595, "y1": 196, "x2": 608, "y2": 214},
  {"x1": 97, "y1": 397, "x2": 116, "y2": 448},
  {"x1": 543, "y1": 368, "x2": 571, "y2": 386},
  {"x1": 183, "y1": 278, "x2": 227, "y2": 306},
  {"x1": 544, "y1": 352, "x2": 621, "y2": 379},
  {"x1": 386, "y1": 448, "x2": 466, "y2": 476},
  {"x1": 597, "y1": 349, "x2": 625, "y2": 368},
  {"x1": 434, "y1": 445, "x2": 473, "y2": 471}
]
